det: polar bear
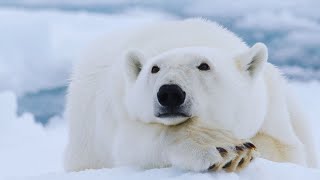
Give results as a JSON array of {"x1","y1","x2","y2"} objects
[{"x1": 64, "y1": 19, "x2": 318, "y2": 172}]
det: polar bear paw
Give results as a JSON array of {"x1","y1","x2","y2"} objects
[
  {"x1": 168, "y1": 139, "x2": 258, "y2": 172},
  {"x1": 209, "y1": 142, "x2": 258, "y2": 172},
  {"x1": 165, "y1": 119, "x2": 259, "y2": 172}
]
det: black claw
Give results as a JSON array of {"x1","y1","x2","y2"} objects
[
  {"x1": 243, "y1": 143, "x2": 250, "y2": 148},
  {"x1": 223, "y1": 161, "x2": 232, "y2": 169},
  {"x1": 235, "y1": 146, "x2": 244, "y2": 152},
  {"x1": 208, "y1": 164, "x2": 216, "y2": 170},
  {"x1": 247, "y1": 142, "x2": 256, "y2": 149},
  {"x1": 216, "y1": 147, "x2": 228, "y2": 156},
  {"x1": 244, "y1": 142, "x2": 256, "y2": 149},
  {"x1": 250, "y1": 157, "x2": 254, "y2": 162},
  {"x1": 238, "y1": 158, "x2": 245, "y2": 166}
]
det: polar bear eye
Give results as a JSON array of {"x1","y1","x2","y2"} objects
[
  {"x1": 151, "y1": 65, "x2": 160, "y2": 74},
  {"x1": 197, "y1": 63, "x2": 210, "y2": 71}
]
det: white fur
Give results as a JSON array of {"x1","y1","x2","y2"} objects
[{"x1": 64, "y1": 19, "x2": 318, "y2": 172}]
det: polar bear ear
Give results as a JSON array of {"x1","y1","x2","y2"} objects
[
  {"x1": 236, "y1": 43, "x2": 268, "y2": 78},
  {"x1": 124, "y1": 50, "x2": 145, "y2": 82}
]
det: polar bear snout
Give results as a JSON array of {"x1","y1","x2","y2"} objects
[
  {"x1": 156, "y1": 84, "x2": 190, "y2": 118},
  {"x1": 157, "y1": 84, "x2": 186, "y2": 107}
]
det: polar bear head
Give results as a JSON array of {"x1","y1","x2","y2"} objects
[{"x1": 124, "y1": 43, "x2": 268, "y2": 138}]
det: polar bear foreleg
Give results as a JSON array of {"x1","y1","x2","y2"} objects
[{"x1": 251, "y1": 132, "x2": 307, "y2": 165}]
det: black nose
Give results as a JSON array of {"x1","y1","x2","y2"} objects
[{"x1": 157, "y1": 84, "x2": 186, "y2": 108}]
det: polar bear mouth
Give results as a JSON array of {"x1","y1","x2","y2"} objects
[
  {"x1": 156, "y1": 112, "x2": 190, "y2": 118},
  {"x1": 155, "y1": 111, "x2": 192, "y2": 126}
]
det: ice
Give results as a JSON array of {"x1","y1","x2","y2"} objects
[
  {"x1": 0, "y1": 92, "x2": 66, "y2": 178},
  {"x1": 0, "y1": 92, "x2": 16, "y2": 129},
  {"x1": 1, "y1": 81, "x2": 320, "y2": 179},
  {"x1": 0, "y1": 8, "x2": 174, "y2": 95}
]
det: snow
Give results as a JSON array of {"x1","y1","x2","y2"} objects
[
  {"x1": 0, "y1": 8, "x2": 174, "y2": 95},
  {"x1": 9, "y1": 160, "x2": 320, "y2": 180},
  {"x1": 0, "y1": 92, "x2": 66, "y2": 178},
  {"x1": 1, "y1": 81, "x2": 320, "y2": 180}
]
